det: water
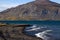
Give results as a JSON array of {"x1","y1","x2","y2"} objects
[
  {"x1": 24, "y1": 24, "x2": 60, "y2": 40},
  {"x1": 0, "y1": 20, "x2": 60, "y2": 25},
  {"x1": 0, "y1": 21, "x2": 60, "y2": 40}
]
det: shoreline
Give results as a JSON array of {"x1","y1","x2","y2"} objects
[{"x1": 0, "y1": 24, "x2": 43, "y2": 40}]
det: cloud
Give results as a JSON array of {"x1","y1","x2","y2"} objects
[
  {"x1": 0, "y1": 0, "x2": 34, "y2": 12},
  {"x1": 0, "y1": 4, "x2": 18, "y2": 12}
]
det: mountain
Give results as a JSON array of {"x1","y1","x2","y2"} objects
[{"x1": 0, "y1": 0, "x2": 60, "y2": 20}]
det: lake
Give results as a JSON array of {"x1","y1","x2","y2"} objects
[
  {"x1": 24, "y1": 24, "x2": 60, "y2": 40},
  {"x1": 0, "y1": 20, "x2": 60, "y2": 25},
  {"x1": 0, "y1": 20, "x2": 60, "y2": 40}
]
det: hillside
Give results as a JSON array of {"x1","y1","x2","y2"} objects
[{"x1": 0, "y1": 0, "x2": 60, "y2": 20}]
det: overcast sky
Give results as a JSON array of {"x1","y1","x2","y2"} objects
[{"x1": 0, "y1": 0, "x2": 60, "y2": 12}]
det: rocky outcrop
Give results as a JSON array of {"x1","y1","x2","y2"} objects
[
  {"x1": 0, "y1": 0, "x2": 60, "y2": 20},
  {"x1": 0, "y1": 25, "x2": 42, "y2": 40}
]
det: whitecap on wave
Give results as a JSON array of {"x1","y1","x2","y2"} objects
[
  {"x1": 26, "y1": 25, "x2": 41, "y2": 31},
  {"x1": 35, "y1": 30, "x2": 54, "y2": 40},
  {"x1": 24, "y1": 25, "x2": 60, "y2": 40}
]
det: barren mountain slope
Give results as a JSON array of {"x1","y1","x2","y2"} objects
[{"x1": 0, "y1": 0, "x2": 60, "y2": 20}]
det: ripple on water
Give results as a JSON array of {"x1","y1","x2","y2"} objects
[{"x1": 24, "y1": 24, "x2": 60, "y2": 40}]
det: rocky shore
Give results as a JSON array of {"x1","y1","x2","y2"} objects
[{"x1": 0, "y1": 25, "x2": 42, "y2": 40}]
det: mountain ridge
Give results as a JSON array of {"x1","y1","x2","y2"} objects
[{"x1": 0, "y1": 0, "x2": 60, "y2": 20}]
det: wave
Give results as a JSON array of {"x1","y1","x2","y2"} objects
[
  {"x1": 35, "y1": 30, "x2": 53, "y2": 40},
  {"x1": 26, "y1": 25, "x2": 41, "y2": 31},
  {"x1": 24, "y1": 25, "x2": 60, "y2": 40}
]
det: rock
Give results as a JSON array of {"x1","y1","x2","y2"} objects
[{"x1": 0, "y1": 25, "x2": 42, "y2": 40}]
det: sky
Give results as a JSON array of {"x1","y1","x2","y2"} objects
[{"x1": 0, "y1": 0, "x2": 60, "y2": 12}]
